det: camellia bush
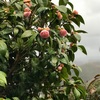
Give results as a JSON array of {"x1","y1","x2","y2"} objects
[{"x1": 0, "y1": 0, "x2": 87, "y2": 99}]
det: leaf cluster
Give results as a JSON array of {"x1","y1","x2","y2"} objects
[{"x1": 0, "y1": 0, "x2": 87, "y2": 99}]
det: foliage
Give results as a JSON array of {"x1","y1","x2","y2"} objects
[{"x1": 0, "y1": 0, "x2": 87, "y2": 99}]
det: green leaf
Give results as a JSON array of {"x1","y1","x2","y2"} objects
[
  {"x1": 63, "y1": 24, "x2": 71, "y2": 33},
  {"x1": 15, "y1": 3, "x2": 21, "y2": 10},
  {"x1": 78, "y1": 45, "x2": 87, "y2": 55},
  {"x1": 5, "y1": 50, "x2": 9, "y2": 60},
  {"x1": 60, "y1": 67, "x2": 68, "y2": 80},
  {"x1": 73, "y1": 34, "x2": 81, "y2": 42},
  {"x1": 6, "y1": 98, "x2": 11, "y2": 100},
  {"x1": 16, "y1": 25, "x2": 25, "y2": 31},
  {"x1": 51, "y1": 56, "x2": 58, "y2": 66},
  {"x1": 2, "y1": 28, "x2": 13, "y2": 35},
  {"x1": 32, "y1": 97, "x2": 38, "y2": 100},
  {"x1": 42, "y1": 0, "x2": 49, "y2": 6},
  {"x1": 0, "y1": 40, "x2": 7, "y2": 56},
  {"x1": 60, "y1": 58, "x2": 68, "y2": 65},
  {"x1": 56, "y1": 38, "x2": 62, "y2": 49},
  {"x1": 50, "y1": 29, "x2": 58, "y2": 36},
  {"x1": 37, "y1": 7, "x2": 49, "y2": 13},
  {"x1": 68, "y1": 50, "x2": 75, "y2": 61},
  {"x1": 12, "y1": 97, "x2": 20, "y2": 100},
  {"x1": 68, "y1": 2, "x2": 74, "y2": 10},
  {"x1": 71, "y1": 18, "x2": 80, "y2": 27},
  {"x1": 73, "y1": 68, "x2": 79, "y2": 76},
  {"x1": 0, "y1": 71, "x2": 7, "y2": 87},
  {"x1": 14, "y1": 28, "x2": 19, "y2": 36},
  {"x1": 75, "y1": 30, "x2": 87, "y2": 33},
  {"x1": 10, "y1": 0, "x2": 16, "y2": 4},
  {"x1": 15, "y1": 11, "x2": 23, "y2": 18},
  {"x1": 21, "y1": 30, "x2": 32, "y2": 38},
  {"x1": 66, "y1": 86, "x2": 71, "y2": 94},
  {"x1": 0, "y1": 71, "x2": 6, "y2": 77},
  {"x1": 77, "y1": 85, "x2": 87, "y2": 99},
  {"x1": 0, "y1": 9, "x2": 4, "y2": 13},
  {"x1": 24, "y1": 31, "x2": 38, "y2": 48},
  {"x1": 70, "y1": 44, "x2": 78, "y2": 52},
  {"x1": 60, "y1": 53, "x2": 69, "y2": 65},
  {"x1": 59, "y1": 0, "x2": 68, "y2": 6},
  {"x1": 36, "y1": 0, "x2": 49, "y2": 6},
  {"x1": 77, "y1": 66, "x2": 82, "y2": 72},
  {"x1": 73, "y1": 87, "x2": 81, "y2": 99},
  {"x1": 76, "y1": 15, "x2": 85, "y2": 24},
  {"x1": 0, "y1": 98, "x2": 5, "y2": 100},
  {"x1": 55, "y1": 5, "x2": 67, "y2": 13},
  {"x1": 67, "y1": 8, "x2": 72, "y2": 14}
]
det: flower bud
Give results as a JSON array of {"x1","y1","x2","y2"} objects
[
  {"x1": 73, "y1": 10, "x2": 78, "y2": 15},
  {"x1": 59, "y1": 29, "x2": 67, "y2": 37},
  {"x1": 24, "y1": 0, "x2": 31, "y2": 3},
  {"x1": 56, "y1": 11, "x2": 62, "y2": 20},
  {"x1": 40, "y1": 30, "x2": 50, "y2": 38},
  {"x1": 24, "y1": 8, "x2": 31, "y2": 17},
  {"x1": 58, "y1": 66, "x2": 62, "y2": 71}
]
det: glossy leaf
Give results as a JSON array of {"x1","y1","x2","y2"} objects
[
  {"x1": 59, "y1": 0, "x2": 68, "y2": 6},
  {"x1": 74, "y1": 34, "x2": 81, "y2": 42},
  {"x1": 73, "y1": 68, "x2": 79, "y2": 76},
  {"x1": 70, "y1": 44, "x2": 78, "y2": 52},
  {"x1": 68, "y1": 2, "x2": 74, "y2": 10},
  {"x1": 63, "y1": 24, "x2": 71, "y2": 33},
  {"x1": 37, "y1": 0, "x2": 48, "y2": 6},
  {"x1": 16, "y1": 25, "x2": 25, "y2": 31},
  {"x1": 55, "y1": 5, "x2": 67, "y2": 13},
  {"x1": 73, "y1": 87, "x2": 81, "y2": 99},
  {"x1": 12, "y1": 97, "x2": 20, "y2": 100},
  {"x1": 68, "y1": 50, "x2": 75, "y2": 61},
  {"x1": 14, "y1": 28, "x2": 19, "y2": 36},
  {"x1": 60, "y1": 67, "x2": 68, "y2": 80},
  {"x1": 2, "y1": 28, "x2": 13, "y2": 35},
  {"x1": 60, "y1": 53, "x2": 69, "y2": 65},
  {"x1": 37, "y1": 7, "x2": 49, "y2": 13},
  {"x1": 75, "y1": 30, "x2": 87, "y2": 33},
  {"x1": 78, "y1": 45, "x2": 87, "y2": 55},
  {"x1": 21, "y1": 30, "x2": 32, "y2": 38},
  {"x1": 51, "y1": 56, "x2": 58, "y2": 66},
  {"x1": 76, "y1": 15, "x2": 85, "y2": 24},
  {"x1": 0, "y1": 71, "x2": 7, "y2": 87},
  {"x1": 0, "y1": 40, "x2": 7, "y2": 56},
  {"x1": 15, "y1": 3, "x2": 21, "y2": 10},
  {"x1": 71, "y1": 18, "x2": 80, "y2": 27}
]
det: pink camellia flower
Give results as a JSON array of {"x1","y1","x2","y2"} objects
[
  {"x1": 59, "y1": 29, "x2": 67, "y2": 37},
  {"x1": 73, "y1": 10, "x2": 78, "y2": 15},
  {"x1": 40, "y1": 30, "x2": 50, "y2": 38},
  {"x1": 24, "y1": 7, "x2": 31, "y2": 17}
]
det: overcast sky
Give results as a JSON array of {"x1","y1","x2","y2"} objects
[{"x1": 52, "y1": 0, "x2": 100, "y2": 64}]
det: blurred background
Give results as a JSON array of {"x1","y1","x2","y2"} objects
[{"x1": 53, "y1": 0, "x2": 100, "y2": 82}]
